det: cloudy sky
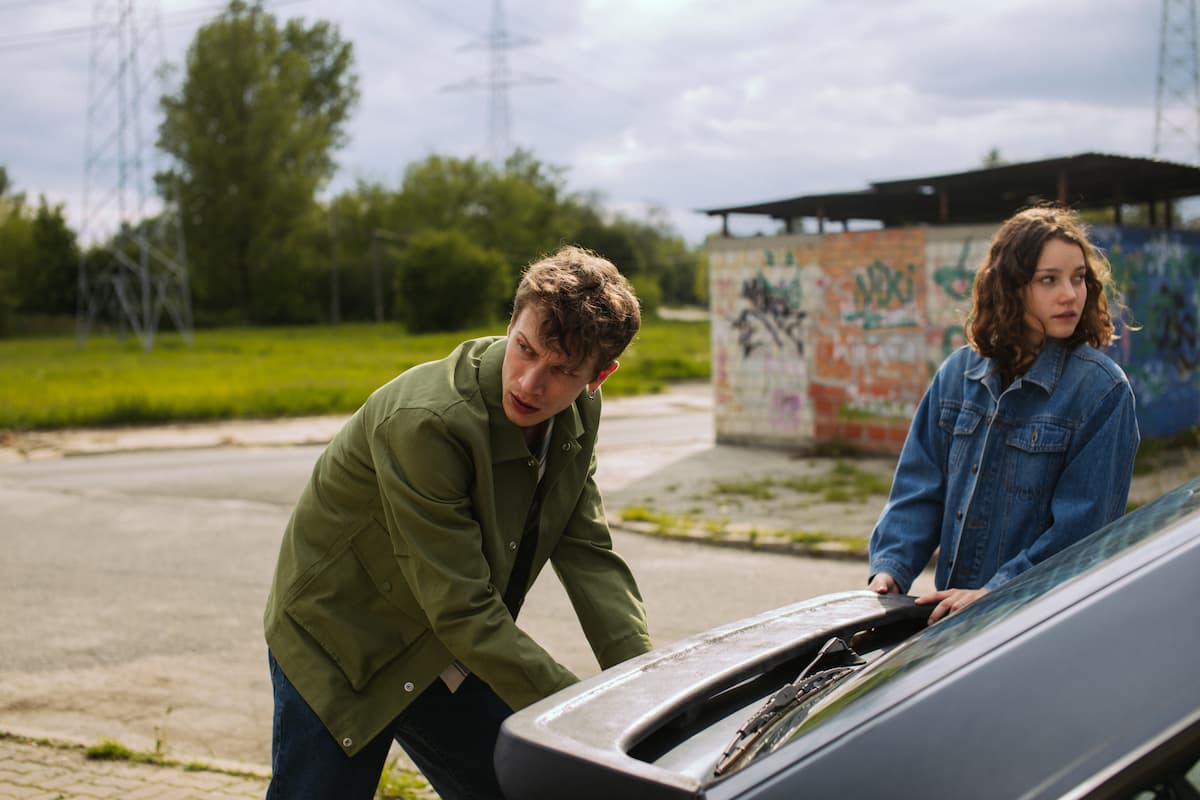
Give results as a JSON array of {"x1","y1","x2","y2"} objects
[{"x1": 0, "y1": 0, "x2": 1179, "y2": 245}]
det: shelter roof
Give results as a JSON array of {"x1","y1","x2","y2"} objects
[{"x1": 702, "y1": 152, "x2": 1200, "y2": 227}]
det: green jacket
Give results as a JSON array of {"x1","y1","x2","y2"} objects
[{"x1": 263, "y1": 336, "x2": 653, "y2": 756}]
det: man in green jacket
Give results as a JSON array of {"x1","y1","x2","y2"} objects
[{"x1": 264, "y1": 245, "x2": 653, "y2": 799}]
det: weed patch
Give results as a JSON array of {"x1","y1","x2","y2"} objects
[
  {"x1": 85, "y1": 738, "x2": 170, "y2": 766},
  {"x1": 713, "y1": 480, "x2": 775, "y2": 500},
  {"x1": 377, "y1": 754, "x2": 435, "y2": 799}
]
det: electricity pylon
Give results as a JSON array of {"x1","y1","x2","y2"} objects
[
  {"x1": 1155, "y1": 0, "x2": 1200, "y2": 163},
  {"x1": 442, "y1": 0, "x2": 553, "y2": 167},
  {"x1": 76, "y1": 0, "x2": 192, "y2": 349}
]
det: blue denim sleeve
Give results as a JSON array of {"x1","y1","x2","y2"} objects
[
  {"x1": 984, "y1": 379, "x2": 1140, "y2": 590},
  {"x1": 868, "y1": 373, "x2": 949, "y2": 594}
]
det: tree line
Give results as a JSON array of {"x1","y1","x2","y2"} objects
[{"x1": 0, "y1": 1, "x2": 706, "y2": 338}]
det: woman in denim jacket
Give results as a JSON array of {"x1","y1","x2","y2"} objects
[{"x1": 868, "y1": 205, "x2": 1140, "y2": 623}]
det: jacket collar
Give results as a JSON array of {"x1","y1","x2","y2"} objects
[
  {"x1": 1021, "y1": 339, "x2": 1071, "y2": 393},
  {"x1": 964, "y1": 339, "x2": 1071, "y2": 396},
  {"x1": 478, "y1": 337, "x2": 586, "y2": 463}
]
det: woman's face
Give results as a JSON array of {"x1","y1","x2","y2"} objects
[{"x1": 1019, "y1": 237, "x2": 1088, "y2": 347}]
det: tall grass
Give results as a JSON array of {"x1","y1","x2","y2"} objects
[{"x1": 0, "y1": 318, "x2": 709, "y2": 430}]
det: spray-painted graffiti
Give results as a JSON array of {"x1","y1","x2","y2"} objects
[
  {"x1": 712, "y1": 225, "x2": 1200, "y2": 450},
  {"x1": 770, "y1": 389, "x2": 804, "y2": 432},
  {"x1": 931, "y1": 239, "x2": 977, "y2": 358},
  {"x1": 1092, "y1": 225, "x2": 1200, "y2": 438},
  {"x1": 830, "y1": 331, "x2": 924, "y2": 368},
  {"x1": 729, "y1": 272, "x2": 806, "y2": 358},
  {"x1": 1149, "y1": 284, "x2": 1199, "y2": 374},
  {"x1": 844, "y1": 260, "x2": 919, "y2": 329},
  {"x1": 932, "y1": 240, "x2": 976, "y2": 301},
  {"x1": 763, "y1": 248, "x2": 797, "y2": 267}
]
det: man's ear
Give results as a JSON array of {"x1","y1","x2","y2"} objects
[{"x1": 588, "y1": 360, "x2": 619, "y2": 394}]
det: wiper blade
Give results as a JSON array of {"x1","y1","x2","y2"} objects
[{"x1": 714, "y1": 637, "x2": 865, "y2": 776}]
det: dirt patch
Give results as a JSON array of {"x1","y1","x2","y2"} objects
[{"x1": 606, "y1": 446, "x2": 1199, "y2": 558}]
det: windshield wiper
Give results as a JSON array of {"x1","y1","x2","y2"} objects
[{"x1": 714, "y1": 636, "x2": 865, "y2": 776}]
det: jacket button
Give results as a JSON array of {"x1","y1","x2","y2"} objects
[
  {"x1": 381, "y1": 580, "x2": 392, "y2": 592},
  {"x1": 508, "y1": 541, "x2": 517, "y2": 551},
  {"x1": 404, "y1": 682, "x2": 415, "y2": 692},
  {"x1": 971, "y1": 464, "x2": 978, "y2": 473},
  {"x1": 561, "y1": 442, "x2": 570, "y2": 451},
  {"x1": 955, "y1": 511, "x2": 963, "y2": 520},
  {"x1": 342, "y1": 737, "x2": 353, "y2": 748},
  {"x1": 527, "y1": 458, "x2": 537, "y2": 468}
]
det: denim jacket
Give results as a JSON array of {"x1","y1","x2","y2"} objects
[{"x1": 868, "y1": 340, "x2": 1140, "y2": 593}]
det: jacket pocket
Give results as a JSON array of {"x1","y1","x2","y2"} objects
[
  {"x1": 285, "y1": 520, "x2": 428, "y2": 691},
  {"x1": 1003, "y1": 420, "x2": 1071, "y2": 501},
  {"x1": 939, "y1": 405, "x2": 982, "y2": 473}
]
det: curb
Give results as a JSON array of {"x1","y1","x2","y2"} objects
[
  {"x1": 609, "y1": 519, "x2": 869, "y2": 562},
  {"x1": 0, "y1": 727, "x2": 272, "y2": 779}
]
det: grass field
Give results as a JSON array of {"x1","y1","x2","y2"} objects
[{"x1": 0, "y1": 318, "x2": 710, "y2": 430}]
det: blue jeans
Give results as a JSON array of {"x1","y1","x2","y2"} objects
[{"x1": 267, "y1": 651, "x2": 513, "y2": 800}]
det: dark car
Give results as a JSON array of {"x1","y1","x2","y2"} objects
[{"x1": 496, "y1": 476, "x2": 1200, "y2": 800}]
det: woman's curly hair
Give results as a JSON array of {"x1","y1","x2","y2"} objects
[{"x1": 966, "y1": 204, "x2": 1119, "y2": 378}]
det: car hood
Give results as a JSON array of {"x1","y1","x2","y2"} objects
[{"x1": 495, "y1": 590, "x2": 928, "y2": 800}]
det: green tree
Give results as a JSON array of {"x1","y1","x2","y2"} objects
[
  {"x1": 393, "y1": 228, "x2": 509, "y2": 333},
  {"x1": 325, "y1": 182, "x2": 397, "y2": 323},
  {"x1": 325, "y1": 151, "x2": 705, "y2": 327},
  {"x1": 0, "y1": 168, "x2": 31, "y2": 334},
  {"x1": 393, "y1": 151, "x2": 583, "y2": 285},
  {"x1": 981, "y1": 147, "x2": 1007, "y2": 168},
  {"x1": 16, "y1": 198, "x2": 80, "y2": 316},
  {"x1": 157, "y1": 0, "x2": 359, "y2": 323}
]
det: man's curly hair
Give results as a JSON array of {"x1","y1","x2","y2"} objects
[
  {"x1": 511, "y1": 245, "x2": 641, "y2": 379},
  {"x1": 966, "y1": 204, "x2": 1118, "y2": 378}
]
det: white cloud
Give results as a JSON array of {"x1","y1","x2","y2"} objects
[{"x1": 0, "y1": 0, "x2": 1176, "y2": 246}]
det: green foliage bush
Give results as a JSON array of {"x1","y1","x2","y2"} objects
[{"x1": 393, "y1": 229, "x2": 510, "y2": 333}]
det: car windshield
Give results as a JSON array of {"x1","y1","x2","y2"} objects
[{"x1": 725, "y1": 476, "x2": 1200, "y2": 774}]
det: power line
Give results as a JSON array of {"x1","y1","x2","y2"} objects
[
  {"x1": 0, "y1": 0, "x2": 307, "y2": 53},
  {"x1": 0, "y1": 0, "x2": 73, "y2": 10}
]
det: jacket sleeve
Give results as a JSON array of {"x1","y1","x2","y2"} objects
[
  {"x1": 984, "y1": 378, "x2": 1140, "y2": 590},
  {"x1": 550, "y1": 451, "x2": 653, "y2": 670},
  {"x1": 371, "y1": 408, "x2": 578, "y2": 712},
  {"x1": 868, "y1": 366, "x2": 950, "y2": 594}
]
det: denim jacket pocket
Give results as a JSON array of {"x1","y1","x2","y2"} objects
[
  {"x1": 1003, "y1": 421, "x2": 1071, "y2": 502},
  {"x1": 939, "y1": 405, "x2": 983, "y2": 472}
]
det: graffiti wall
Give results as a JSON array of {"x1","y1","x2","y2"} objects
[
  {"x1": 708, "y1": 224, "x2": 1199, "y2": 453},
  {"x1": 709, "y1": 235, "x2": 820, "y2": 444},
  {"x1": 1092, "y1": 226, "x2": 1200, "y2": 438}
]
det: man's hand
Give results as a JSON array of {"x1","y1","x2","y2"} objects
[
  {"x1": 867, "y1": 572, "x2": 901, "y2": 594},
  {"x1": 916, "y1": 587, "x2": 989, "y2": 624}
]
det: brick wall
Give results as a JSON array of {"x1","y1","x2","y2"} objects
[{"x1": 708, "y1": 223, "x2": 1198, "y2": 453}]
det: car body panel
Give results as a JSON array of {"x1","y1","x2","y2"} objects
[
  {"x1": 495, "y1": 592, "x2": 930, "y2": 799},
  {"x1": 497, "y1": 476, "x2": 1200, "y2": 800}
]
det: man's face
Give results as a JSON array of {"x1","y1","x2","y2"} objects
[{"x1": 501, "y1": 305, "x2": 613, "y2": 432}]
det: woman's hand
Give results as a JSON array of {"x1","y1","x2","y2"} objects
[
  {"x1": 868, "y1": 572, "x2": 901, "y2": 594},
  {"x1": 916, "y1": 587, "x2": 989, "y2": 624}
]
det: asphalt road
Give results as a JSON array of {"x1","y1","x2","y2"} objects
[{"x1": 0, "y1": 387, "x2": 919, "y2": 769}]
